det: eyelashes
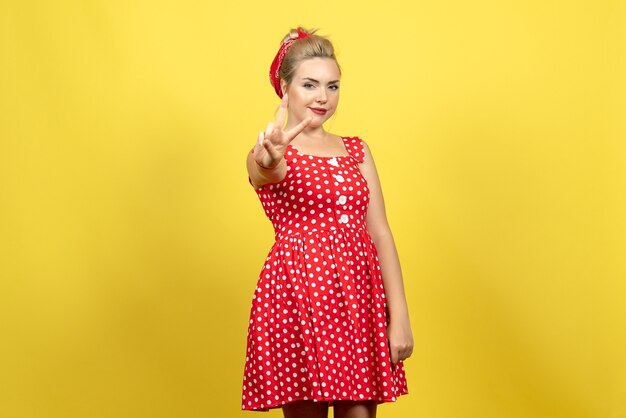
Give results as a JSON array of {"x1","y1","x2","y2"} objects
[{"x1": 303, "y1": 83, "x2": 339, "y2": 91}]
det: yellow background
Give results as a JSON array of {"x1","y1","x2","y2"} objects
[{"x1": 1, "y1": 1, "x2": 625, "y2": 417}]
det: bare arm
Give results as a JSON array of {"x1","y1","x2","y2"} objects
[
  {"x1": 359, "y1": 139, "x2": 414, "y2": 364},
  {"x1": 247, "y1": 147, "x2": 287, "y2": 190}
]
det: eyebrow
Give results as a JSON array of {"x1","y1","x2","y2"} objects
[{"x1": 302, "y1": 77, "x2": 340, "y2": 84}]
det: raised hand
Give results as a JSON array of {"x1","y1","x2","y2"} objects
[{"x1": 253, "y1": 93, "x2": 313, "y2": 168}]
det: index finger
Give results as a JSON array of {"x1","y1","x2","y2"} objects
[
  {"x1": 285, "y1": 115, "x2": 313, "y2": 140},
  {"x1": 275, "y1": 93, "x2": 288, "y2": 128}
]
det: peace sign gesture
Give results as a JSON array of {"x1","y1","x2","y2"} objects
[{"x1": 253, "y1": 93, "x2": 313, "y2": 169}]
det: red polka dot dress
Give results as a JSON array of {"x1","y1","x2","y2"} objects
[{"x1": 242, "y1": 136, "x2": 409, "y2": 411}]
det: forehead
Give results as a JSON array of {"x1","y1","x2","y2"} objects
[{"x1": 294, "y1": 57, "x2": 341, "y2": 80}]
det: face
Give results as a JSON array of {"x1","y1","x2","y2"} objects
[{"x1": 281, "y1": 57, "x2": 341, "y2": 129}]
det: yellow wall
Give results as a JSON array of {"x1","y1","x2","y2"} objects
[{"x1": 1, "y1": 1, "x2": 625, "y2": 417}]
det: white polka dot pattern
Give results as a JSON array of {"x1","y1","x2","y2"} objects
[{"x1": 242, "y1": 136, "x2": 408, "y2": 411}]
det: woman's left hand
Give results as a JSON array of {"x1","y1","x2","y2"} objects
[{"x1": 387, "y1": 316, "x2": 414, "y2": 366}]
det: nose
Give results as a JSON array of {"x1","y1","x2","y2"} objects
[{"x1": 316, "y1": 89, "x2": 327, "y2": 103}]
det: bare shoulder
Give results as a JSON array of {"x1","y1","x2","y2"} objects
[
  {"x1": 360, "y1": 137, "x2": 371, "y2": 152},
  {"x1": 358, "y1": 137, "x2": 375, "y2": 165}
]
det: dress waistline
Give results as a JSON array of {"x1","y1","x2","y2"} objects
[{"x1": 274, "y1": 225, "x2": 367, "y2": 242}]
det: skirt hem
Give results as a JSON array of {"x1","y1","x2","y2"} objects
[{"x1": 241, "y1": 390, "x2": 409, "y2": 412}]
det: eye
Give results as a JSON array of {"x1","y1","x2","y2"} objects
[
  {"x1": 330, "y1": 85, "x2": 339, "y2": 91},
  {"x1": 303, "y1": 83, "x2": 315, "y2": 88}
]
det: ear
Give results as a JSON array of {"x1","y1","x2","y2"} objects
[{"x1": 280, "y1": 80, "x2": 287, "y2": 96}]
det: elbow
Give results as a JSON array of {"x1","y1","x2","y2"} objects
[{"x1": 366, "y1": 223, "x2": 392, "y2": 244}]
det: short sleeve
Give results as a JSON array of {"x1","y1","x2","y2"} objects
[{"x1": 344, "y1": 136, "x2": 365, "y2": 163}]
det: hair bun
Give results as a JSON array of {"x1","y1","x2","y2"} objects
[{"x1": 283, "y1": 27, "x2": 318, "y2": 44}]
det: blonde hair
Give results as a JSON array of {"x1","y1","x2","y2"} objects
[{"x1": 277, "y1": 27, "x2": 342, "y2": 92}]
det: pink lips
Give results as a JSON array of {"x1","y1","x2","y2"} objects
[{"x1": 309, "y1": 107, "x2": 327, "y2": 115}]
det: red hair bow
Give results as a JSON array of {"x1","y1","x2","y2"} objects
[{"x1": 269, "y1": 27, "x2": 310, "y2": 99}]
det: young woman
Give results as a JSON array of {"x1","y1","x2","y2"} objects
[{"x1": 242, "y1": 27, "x2": 413, "y2": 418}]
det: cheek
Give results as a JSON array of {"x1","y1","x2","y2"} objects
[{"x1": 295, "y1": 91, "x2": 313, "y2": 103}]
